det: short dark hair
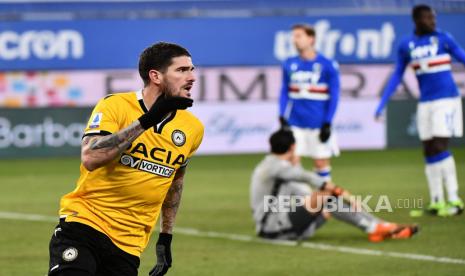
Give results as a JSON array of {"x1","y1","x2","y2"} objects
[
  {"x1": 412, "y1": 4, "x2": 433, "y2": 21},
  {"x1": 138, "y1": 42, "x2": 191, "y2": 86},
  {"x1": 269, "y1": 129, "x2": 295, "y2": 154},
  {"x1": 291, "y1": 23, "x2": 315, "y2": 37}
]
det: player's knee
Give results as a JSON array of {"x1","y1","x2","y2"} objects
[
  {"x1": 313, "y1": 159, "x2": 329, "y2": 169},
  {"x1": 430, "y1": 139, "x2": 448, "y2": 156},
  {"x1": 423, "y1": 139, "x2": 447, "y2": 156},
  {"x1": 434, "y1": 138, "x2": 449, "y2": 152},
  {"x1": 423, "y1": 146, "x2": 436, "y2": 157}
]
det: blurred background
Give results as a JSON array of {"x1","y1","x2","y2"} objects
[
  {"x1": 1, "y1": 1, "x2": 465, "y2": 275},
  {"x1": 1, "y1": 0, "x2": 464, "y2": 158}
]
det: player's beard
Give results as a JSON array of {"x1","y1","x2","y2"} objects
[{"x1": 159, "y1": 80, "x2": 178, "y2": 98}]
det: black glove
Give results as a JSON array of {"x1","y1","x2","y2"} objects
[
  {"x1": 279, "y1": 116, "x2": 290, "y2": 130},
  {"x1": 149, "y1": 233, "x2": 172, "y2": 276},
  {"x1": 319, "y1": 123, "x2": 331, "y2": 143},
  {"x1": 139, "y1": 95, "x2": 193, "y2": 130}
]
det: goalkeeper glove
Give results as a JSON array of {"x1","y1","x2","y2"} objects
[
  {"x1": 319, "y1": 123, "x2": 331, "y2": 143},
  {"x1": 139, "y1": 95, "x2": 193, "y2": 130},
  {"x1": 279, "y1": 116, "x2": 290, "y2": 130},
  {"x1": 149, "y1": 233, "x2": 172, "y2": 276},
  {"x1": 332, "y1": 186, "x2": 345, "y2": 197}
]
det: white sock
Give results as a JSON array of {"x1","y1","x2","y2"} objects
[
  {"x1": 316, "y1": 166, "x2": 331, "y2": 182},
  {"x1": 425, "y1": 162, "x2": 445, "y2": 204},
  {"x1": 441, "y1": 156, "x2": 460, "y2": 202}
]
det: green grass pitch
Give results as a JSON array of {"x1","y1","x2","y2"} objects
[{"x1": 0, "y1": 148, "x2": 464, "y2": 275}]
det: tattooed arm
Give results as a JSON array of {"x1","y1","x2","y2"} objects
[
  {"x1": 81, "y1": 121, "x2": 145, "y2": 171},
  {"x1": 160, "y1": 167, "x2": 186, "y2": 234}
]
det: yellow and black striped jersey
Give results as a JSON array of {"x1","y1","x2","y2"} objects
[{"x1": 59, "y1": 90, "x2": 204, "y2": 257}]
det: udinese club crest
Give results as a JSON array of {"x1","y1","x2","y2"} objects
[
  {"x1": 62, "y1": 247, "x2": 78, "y2": 262},
  {"x1": 171, "y1": 130, "x2": 186, "y2": 147}
]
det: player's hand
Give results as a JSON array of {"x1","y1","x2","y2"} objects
[
  {"x1": 319, "y1": 123, "x2": 331, "y2": 143},
  {"x1": 321, "y1": 181, "x2": 335, "y2": 191},
  {"x1": 279, "y1": 116, "x2": 290, "y2": 130},
  {"x1": 374, "y1": 112, "x2": 385, "y2": 123},
  {"x1": 149, "y1": 233, "x2": 172, "y2": 276},
  {"x1": 139, "y1": 95, "x2": 193, "y2": 130},
  {"x1": 332, "y1": 185, "x2": 345, "y2": 197},
  {"x1": 321, "y1": 182, "x2": 345, "y2": 197},
  {"x1": 374, "y1": 107, "x2": 384, "y2": 122}
]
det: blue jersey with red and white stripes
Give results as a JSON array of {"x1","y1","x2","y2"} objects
[
  {"x1": 376, "y1": 30, "x2": 465, "y2": 116},
  {"x1": 279, "y1": 53, "x2": 340, "y2": 129}
]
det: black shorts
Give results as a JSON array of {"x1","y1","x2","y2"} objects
[{"x1": 48, "y1": 219, "x2": 140, "y2": 276}]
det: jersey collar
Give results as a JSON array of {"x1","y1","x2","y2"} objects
[
  {"x1": 136, "y1": 89, "x2": 149, "y2": 113},
  {"x1": 136, "y1": 89, "x2": 177, "y2": 134}
]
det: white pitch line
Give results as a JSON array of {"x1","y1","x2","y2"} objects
[
  {"x1": 173, "y1": 227, "x2": 465, "y2": 265},
  {"x1": 1, "y1": 211, "x2": 465, "y2": 265},
  {"x1": 0, "y1": 211, "x2": 57, "y2": 222}
]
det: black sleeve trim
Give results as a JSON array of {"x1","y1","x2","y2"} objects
[
  {"x1": 155, "y1": 110, "x2": 177, "y2": 134},
  {"x1": 138, "y1": 98, "x2": 149, "y2": 113},
  {"x1": 180, "y1": 158, "x2": 190, "y2": 168},
  {"x1": 82, "y1": 130, "x2": 112, "y2": 139}
]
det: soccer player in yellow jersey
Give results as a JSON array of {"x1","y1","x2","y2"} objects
[{"x1": 48, "y1": 42, "x2": 204, "y2": 276}]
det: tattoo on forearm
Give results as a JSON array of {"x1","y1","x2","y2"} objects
[
  {"x1": 161, "y1": 172, "x2": 185, "y2": 233},
  {"x1": 89, "y1": 121, "x2": 145, "y2": 153}
]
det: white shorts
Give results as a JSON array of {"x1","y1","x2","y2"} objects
[
  {"x1": 417, "y1": 97, "x2": 463, "y2": 141},
  {"x1": 291, "y1": 126, "x2": 340, "y2": 159}
]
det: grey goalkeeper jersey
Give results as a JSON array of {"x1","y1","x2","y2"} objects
[{"x1": 250, "y1": 155, "x2": 325, "y2": 234}]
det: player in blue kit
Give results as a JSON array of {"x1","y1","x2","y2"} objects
[
  {"x1": 375, "y1": 5, "x2": 465, "y2": 216},
  {"x1": 278, "y1": 23, "x2": 340, "y2": 182}
]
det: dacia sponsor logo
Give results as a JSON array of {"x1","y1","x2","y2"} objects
[
  {"x1": 0, "y1": 30, "x2": 84, "y2": 60},
  {"x1": 129, "y1": 142, "x2": 186, "y2": 166},
  {"x1": 120, "y1": 142, "x2": 186, "y2": 176},
  {"x1": 120, "y1": 154, "x2": 175, "y2": 178}
]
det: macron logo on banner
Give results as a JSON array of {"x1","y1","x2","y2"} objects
[
  {"x1": 274, "y1": 20, "x2": 395, "y2": 61},
  {"x1": 0, "y1": 30, "x2": 84, "y2": 61}
]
